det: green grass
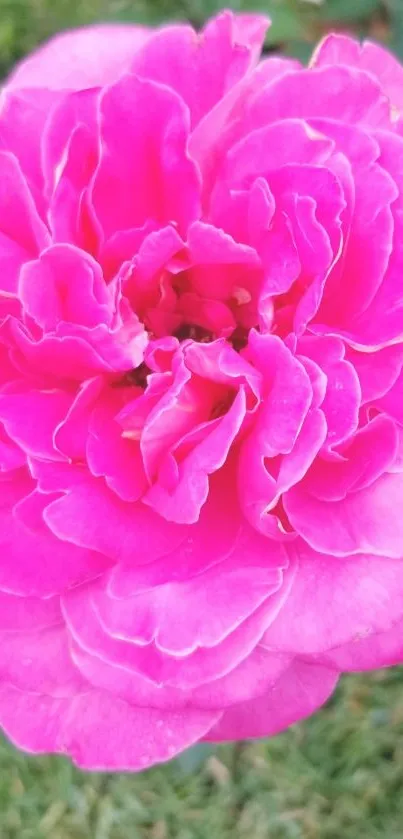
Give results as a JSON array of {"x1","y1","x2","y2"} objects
[{"x1": 1, "y1": 669, "x2": 403, "y2": 838}]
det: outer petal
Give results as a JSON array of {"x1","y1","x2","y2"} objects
[
  {"x1": 0, "y1": 625, "x2": 84, "y2": 696},
  {"x1": 0, "y1": 686, "x2": 220, "y2": 771},
  {"x1": 204, "y1": 659, "x2": 338, "y2": 741},
  {"x1": 7, "y1": 25, "x2": 151, "y2": 91},
  {"x1": 319, "y1": 618, "x2": 403, "y2": 671}
]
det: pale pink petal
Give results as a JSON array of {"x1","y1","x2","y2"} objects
[{"x1": 8, "y1": 25, "x2": 151, "y2": 91}]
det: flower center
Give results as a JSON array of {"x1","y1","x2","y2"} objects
[
  {"x1": 174, "y1": 324, "x2": 214, "y2": 343},
  {"x1": 112, "y1": 363, "x2": 150, "y2": 389}
]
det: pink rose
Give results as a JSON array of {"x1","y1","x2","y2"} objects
[{"x1": 1, "y1": 13, "x2": 403, "y2": 770}]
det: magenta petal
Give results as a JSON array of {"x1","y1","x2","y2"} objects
[
  {"x1": 0, "y1": 625, "x2": 84, "y2": 696},
  {"x1": 63, "y1": 555, "x2": 295, "y2": 691},
  {"x1": 88, "y1": 529, "x2": 286, "y2": 655},
  {"x1": 0, "y1": 88, "x2": 62, "y2": 197},
  {"x1": 44, "y1": 473, "x2": 186, "y2": 565},
  {"x1": 299, "y1": 336, "x2": 360, "y2": 449},
  {"x1": 0, "y1": 427, "x2": 27, "y2": 473},
  {"x1": 238, "y1": 332, "x2": 325, "y2": 535},
  {"x1": 42, "y1": 88, "x2": 99, "y2": 198},
  {"x1": 263, "y1": 542, "x2": 403, "y2": 655},
  {"x1": 20, "y1": 245, "x2": 110, "y2": 331},
  {"x1": 71, "y1": 638, "x2": 290, "y2": 711},
  {"x1": 312, "y1": 33, "x2": 403, "y2": 111},
  {"x1": 1, "y1": 318, "x2": 137, "y2": 380},
  {"x1": 0, "y1": 384, "x2": 72, "y2": 460},
  {"x1": 144, "y1": 389, "x2": 247, "y2": 523},
  {"x1": 247, "y1": 65, "x2": 391, "y2": 131},
  {"x1": 131, "y1": 11, "x2": 268, "y2": 127},
  {"x1": 301, "y1": 415, "x2": 398, "y2": 502},
  {"x1": 319, "y1": 619, "x2": 403, "y2": 672},
  {"x1": 0, "y1": 475, "x2": 109, "y2": 596},
  {"x1": 225, "y1": 118, "x2": 334, "y2": 187},
  {"x1": 86, "y1": 386, "x2": 147, "y2": 501},
  {"x1": 14, "y1": 244, "x2": 147, "y2": 378},
  {"x1": 0, "y1": 151, "x2": 50, "y2": 292},
  {"x1": 92, "y1": 75, "x2": 201, "y2": 239},
  {"x1": 377, "y1": 368, "x2": 403, "y2": 424},
  {"x1": 0, "y1": 686, "x2": 220, "y2": 770},
  {"x1": 108, "y1": 466, "x2": 242, "y2": 594},
  {"x1": 285, "y1": 471, "x2": 403, "y2": 558},
  {"x1": 204, "y1": 659, "x2": 338, "y2": 741},
  {"x1": 0, "y1": 591, "x2": 61, "y2": 631},
  {"x1": 2, "y1": 15, "x2": 403, "y2": 771}
]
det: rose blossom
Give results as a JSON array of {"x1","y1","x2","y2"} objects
[{"x1": 1, "y1": 11, "x2": 403, "y2": 770}]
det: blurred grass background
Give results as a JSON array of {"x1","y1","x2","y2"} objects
[{"x1": 1, "y1": 0, "x2": 403, "y2": 836}]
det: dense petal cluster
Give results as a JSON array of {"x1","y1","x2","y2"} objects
[{"x1": 1, "y1": 13, "x2": 403, "y2": 770}]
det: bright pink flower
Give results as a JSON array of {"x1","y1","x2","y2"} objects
[{"x1": 1, "y1": 14, "x2": 403, "y2": 770}]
